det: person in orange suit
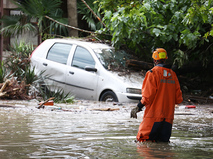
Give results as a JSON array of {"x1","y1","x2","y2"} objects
[{"x1": 131, "y1": 48, "x2": 183, "y2": 142}]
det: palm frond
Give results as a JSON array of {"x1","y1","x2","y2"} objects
[
  {"x1": 0, "y1": 14, "x2": 36, "y2": 36},
  {"x1": 47, "y1": 8, "x2": 69, "y2": 36},
  {"x1": 77, "y1": 0, "x2": 103, "y2": 31},
  {"x1": 15, "y1": 0, "x2": 62, "y2": 18}
]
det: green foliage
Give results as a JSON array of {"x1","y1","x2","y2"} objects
[
  {"x1": 4, "y1": 40, "x2": 46, "y2": 93},
  {"x1": 0, "y1": 14, "x2": 36, "y2": 37},
  {"x1": 39, "y1": 85, "x2": 74, "y2": 103},
  {"x1": 2, "y1": 40, "x2": 75, "y2": 102},
  {"x1": 16, "y1": 0, "x2": 69, "y2": 36},
  {"x1": 98, "y1": 0, "x2": 213, "y2": 68},
  {"x1": 0, "y1": 62, "x2": 7, "y2": 83},
  {"x1": 1, "y1": 40, "x2": 51, "y2": 99},
  {"x1": 78, "y1": 0, "x2": 103, "y2": 31},
  {"x1": 47, "y1": 8, "x2": 69, "y2": 36},
  {"x1": 1, "y1": 0, "x2": 68, "y2": 38},
  {"x1": 42, "y1": 33, "x2": 56, "y2": 41},
  {"x1": 173, "y1": 50, "x2": 188, "y2": 68},
  {"x1": 24, "y1": 66, "x2": 39, "y2": 85},
  {"x1": 63, "y1": 96, "x2": 75, "y2": 104},
  {"x1": 14, "y1": 0, "x2": 62, "y2": 31},
  {"x1": 5, "y1": 40, "x2": 34, "y2": 81}
]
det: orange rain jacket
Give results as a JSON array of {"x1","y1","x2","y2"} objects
[{"x1": 137, "y1": 64, "x2": 183, "y2": 142}]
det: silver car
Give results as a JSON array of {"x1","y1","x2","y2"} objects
[{"x1": 30, "y1": 38, "x2": 143, "y2": 103}]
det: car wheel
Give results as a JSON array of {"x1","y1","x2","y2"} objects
[{"x1": 100, "y1": 91, "x2": 118, "y2": 102}]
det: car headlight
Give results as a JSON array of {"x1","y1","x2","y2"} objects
[{"x1": 126, "y1": 88, "x2": 141, "y2": 94}]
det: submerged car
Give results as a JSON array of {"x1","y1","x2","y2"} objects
[{"x1": 30, "y1": 38, "x2": 143, "y2": 103}]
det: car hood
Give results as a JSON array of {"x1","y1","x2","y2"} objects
[{"x1": 110, "y1": 71, "x2": 144, "y2": 88}]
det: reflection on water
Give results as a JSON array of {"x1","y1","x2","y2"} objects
[
  {"x1": 0, "y1": 101, "x2": 212, "y2": 159},
  {"x1": 137, "y1": 142, "x2": 176, "y2": 159}
]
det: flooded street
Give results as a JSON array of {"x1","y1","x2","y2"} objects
[{"x1": 0, "y1": 100, "x2": 212, "y2": 159}]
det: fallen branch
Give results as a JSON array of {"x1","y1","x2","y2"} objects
[
  {"x1": 44, "y1": 16, "x2": 111, "y2": 36},
  {"x1": 38, "y1": 97, "x2": 55, "y2": 109},
  {"x1": 126, "y1": 59, "x2": 153, "y2": 71},
  {"x1": 45, "y1": 16, "x2": 95, "y2": 35},
  {"x1": 91, "y1": 108, "x2": 120, "y2": 111},
  {"x1": 0, "y1": 104, "x2": 15, "y2": 108},
  {"x1": 81, "y1": 0, "x2": 107, "y2": 29},
  {"x1": 0, "y1": 78, "x2": 31, "y2": 99},
  {"x1": 0, "y1": 91, "x2": 7, "y2": 97},
  {"x1": 0, "y1": 79, "x2": 10, "y2": 93}
]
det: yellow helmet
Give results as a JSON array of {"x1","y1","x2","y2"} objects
[{"x1": 152, "y1": 48, "x2": 168, "y2": 60}]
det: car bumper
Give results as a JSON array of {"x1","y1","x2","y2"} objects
[{"x1": 116, "y1": 92, "x2": 142, "y2": 103}]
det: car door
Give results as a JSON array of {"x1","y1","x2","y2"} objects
[
  {"x1": 64, "y1": 45, "x2": 98, "y2": 100},
  {"x1": 42, "y1": 42, "x2": 72, "y2": 91}
]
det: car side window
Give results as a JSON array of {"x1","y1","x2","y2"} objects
[
  {"x1": 72, "y1": 46, "x2": 95, "y2": 69},
  {"x1": 46, "y1": 43, "x2": 72, "y2": 64}
]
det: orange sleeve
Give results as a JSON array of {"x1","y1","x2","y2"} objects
[
  {"x1": 141, "y1": 71, "x2": 157, "y2": 106},
  {"x1": 174, "y1": 74, "x2": 183, "y2": 104}
]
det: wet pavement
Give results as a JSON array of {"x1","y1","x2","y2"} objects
[{"x1": 0, "y1": 100, "x2": 212, "y2": 159}]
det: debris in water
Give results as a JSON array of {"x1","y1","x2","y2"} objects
[
  {"x1": 185, "y1": 105, "x2": 196, "y2": 109},
  {"x1": 177, "y1": 105, "x2": 196, "y2": 109},
  {"x1": 37, "y1": 97, "x2": 55, "y2": 109},
  {"x1": 91, "y1": 108, "x2": 120, "y2": 111},
  {"x1": 39, "y1": 100, "x2": 54, "y2": 106}
]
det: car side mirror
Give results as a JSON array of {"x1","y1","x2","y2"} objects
[{"x1": 84, "y1": 66, "x2": 97, "y2": 72}]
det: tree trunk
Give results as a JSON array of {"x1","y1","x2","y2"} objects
[
  {"x1": 67, "y1": 0, "x2": 78, "y2": 37},
  {"x1": 126, "y1": 59, "x2": 153, "y2": 71}
]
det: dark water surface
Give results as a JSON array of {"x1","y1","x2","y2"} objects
[{"x1": 0, "y1": 100, "x2": 212, "y2": 159}]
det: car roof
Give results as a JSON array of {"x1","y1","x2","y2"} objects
[{"x1": 48, "y1": 38, "x2": 112, "y2": 50}]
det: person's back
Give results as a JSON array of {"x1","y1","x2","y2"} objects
[
  {"x1": 131, "y1": 48, "x2": 183, "y2": 142},
  {"x1": 143, "y1": 64, "x2": 182, "y2": 119}
]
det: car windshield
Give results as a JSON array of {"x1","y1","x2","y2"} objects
[{"x1": 94, "y1": 48, "x2": 131, "y2": 71}]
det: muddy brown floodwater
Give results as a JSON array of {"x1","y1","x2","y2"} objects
[{"x1": 0, "y1": 100, "x2": 212, "y2": 159}]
